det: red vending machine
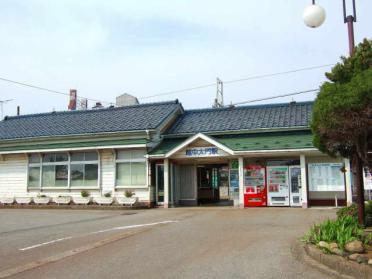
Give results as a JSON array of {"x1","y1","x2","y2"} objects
[{"x1": 244, "y1": 165, "x2": 267, "y2": 207}]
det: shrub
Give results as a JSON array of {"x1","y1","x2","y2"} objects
[
  {"x1": 81, "y1": 190, "x2": 90, "y2": 198},
  {"x1": 304, "y1": 215, "x2": 364, "y2": 250},
  {"x1": 103, "y1": 192, "x2": 112, "y2": 198},
  {"x1": 124, "y1": 190, "x2": 134, "y2": 198},
  {"x1": 336, "y1": 204, "x2": 358, "y2": 219}
]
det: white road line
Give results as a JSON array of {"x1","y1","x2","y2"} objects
[
  {"x1": 19, "y1": 237, "x2": 73, "y2": 251},
  {"x1": 88, "y1": 220, "x2": 178, "y2": 234},
  {"x1": 18, "y1": 220, "x2": 178, "y2": 251}
]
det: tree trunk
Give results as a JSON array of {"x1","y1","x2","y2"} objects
[{"x1": 354, "y1": 156, "x2": 365, "y2": 226}]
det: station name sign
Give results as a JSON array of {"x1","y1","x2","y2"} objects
[{"x1": 185, "y1": 147, "x2": 218, "y2": 157}]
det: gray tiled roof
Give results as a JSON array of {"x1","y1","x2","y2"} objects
[
  {"x1": 166, "y1": 101, "x2": 313, "y2": 135},
  {"x1": 0, "y1": 101, "x2": 181, "y2": 140}
]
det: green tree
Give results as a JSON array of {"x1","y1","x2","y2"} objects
[{"x1": 311, "y1": 39, "x2": 372, "y2": 225}]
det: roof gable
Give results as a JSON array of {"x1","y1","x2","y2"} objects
[
  {"x1": 165, "y1": 133, "x2": 234, "y2": 158},
  {"x1": 0, "y1": 101, "x2": 182, "y2": 140},
  {"x1": 166, "y1": 101, "x2": 313, "y2": 135}
]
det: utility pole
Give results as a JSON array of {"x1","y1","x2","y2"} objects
[
  {"x1": 212, "y1": 77, "x2": 224, "y2": 108},
  {"x1": 0, "y1": 99, "x2": 13, "y2": 119}
]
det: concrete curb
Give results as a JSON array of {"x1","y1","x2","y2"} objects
[{"x1": 293, "y1": 240, "x2": 372, "y2": 279}]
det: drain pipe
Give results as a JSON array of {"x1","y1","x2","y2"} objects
[{"x1": 335, "y1": 194, "x2": 338, "y2": 208}]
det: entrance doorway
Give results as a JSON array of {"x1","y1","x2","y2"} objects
[{"x1": 197, "y1": 164, "x2": 231, "y2": 205}]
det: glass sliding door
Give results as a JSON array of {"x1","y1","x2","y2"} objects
[{"x1": 156, "y1": 164, "x2": 164, "y2": 204}]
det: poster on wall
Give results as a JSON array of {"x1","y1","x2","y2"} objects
[
  {"x1": 364, "y1": 167, "x2": 372, "y2": 190},
  {"x1": 229, "y1": 169, "x2": 239, "y2": 189},
  {"x1": 308, "y1": 163, "x2": 344, "y2": 191}
]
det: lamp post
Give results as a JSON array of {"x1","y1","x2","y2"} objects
[
  {"x1": 303, "y1": 0, "x2": 357, "y2": 55},
  {"x1": 303, "y1": 1, "x2": 365, "y2": 226}
]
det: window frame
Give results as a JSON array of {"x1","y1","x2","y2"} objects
[
  {"x1": 115, "y1": 149, "x2": 147, "y2": 188},
  {"x1": 69, "y1": 151, "x2": 100, "y2": 189},
  {"x1": 40, "y1": 153, "x2": 69, "y2": 189},
  {"x1": 27, "y1": 151, "x2": 100, "y2": 190}
]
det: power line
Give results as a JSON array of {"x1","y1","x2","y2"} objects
[
  {"x1": 0, "y1": 76, "x2": 111, "y2": 105},
  {"x1": 139, "y1": 82, "x2": 216, "y2": 100},
  {"x1": 138, "y1": 63, "x2": 334, "y2": 100},
  {"x1": 224, "y1": 64, "x2": 334, "y2": 84},
  {"x1": 231, "y1": 88, "x2": 319, "y2": 106},
  {"x1": 0, "y1": 63, "x2": 334, "y2": 105}
]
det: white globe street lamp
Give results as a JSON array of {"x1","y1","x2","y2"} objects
[
  {"x1": 303, "y1": 0, "x2": 357, "y2": 55},
  {"x1": 303, "y1": 4, "x2": 326, "y2": 28}
]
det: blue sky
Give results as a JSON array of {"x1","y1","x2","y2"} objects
[{"x1": 0, "y1": 0, "x2": 371, "y2": 116}]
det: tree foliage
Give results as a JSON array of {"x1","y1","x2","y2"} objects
[{"x1": 311, "y1": 39, "x2": 372, "y2": 170}]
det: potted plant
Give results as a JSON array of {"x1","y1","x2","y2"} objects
[
  {"x1": 53, "y1": 195, "x2": 71, "y2": 205},
  {"x1": 72, "y1": 190, "x2": 91, "y2": 205},
  {"x1": 33, "y1": 194, "x2": 51, "y2": 204},
  {"x1": 116, "y1": 190, "x2": 138, "y2": 207},
  {"x1": 15, "y1": 196, "x2": 32, "y2": 205},
  {"x1": 0, "y1": 196, "x2": 15, "y2": 205},
  {"x1": 94, "y1": 192, "x2": 114, "y2": 205}
]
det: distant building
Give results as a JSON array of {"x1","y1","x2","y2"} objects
[{"x1": 116, "y1": 93, "x2": 139, "y2": 107}]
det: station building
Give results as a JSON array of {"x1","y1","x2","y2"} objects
[{"x1": 0, "y1": 100, "x2": 353, "y2": 208}]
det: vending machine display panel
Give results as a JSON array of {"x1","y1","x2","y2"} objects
[
  {"x1": 244, "y1": 165, "x2": 267, "y2": 207},
  {"x1": 267, "y1": 166, "x2": 289, "y2": 206}
]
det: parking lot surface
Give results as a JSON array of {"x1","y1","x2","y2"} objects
[{"x1": 0, "y1": 207, "x2": 337, "y2": 279}]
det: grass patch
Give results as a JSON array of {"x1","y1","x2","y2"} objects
[{"x1": 303, "y1": 215, "x2": 366, "y2": 250}]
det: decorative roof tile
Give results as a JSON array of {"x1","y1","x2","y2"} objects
[
  {"x1": 0, "y1": 101, "x2": 181, "y2": 140},
  {"x1": 166, "y1": 101, "x2": 313, "y2": 135}
]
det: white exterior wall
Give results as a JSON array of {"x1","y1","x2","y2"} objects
[
  {"x1": 0, "y1": 151, "x2": 150, "y2": 204},
  {"x1": 0, "y1": 154, "x2": 27, "y2": 196}
]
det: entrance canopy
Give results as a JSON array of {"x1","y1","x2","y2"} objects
[{"x1": 148, "y1": 131, "x2": 317, "y2": 159}]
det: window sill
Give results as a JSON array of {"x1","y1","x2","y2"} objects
[
  {"x1": 115, "y1": 185, "x2": 149, "y2": 189},
  {"x1": 37, "y1": 187, "x2": 70, "y2": 190},
  {"x1": 28, "y1": 187, "x2": 100, "y2": 191},
  {"x1": 70, "y1": 186, "x2": 100, "y2": 190}
]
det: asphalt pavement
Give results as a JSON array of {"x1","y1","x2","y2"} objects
[{"x1": 0, "y1": 207, "x2": 337, "y2": 279}]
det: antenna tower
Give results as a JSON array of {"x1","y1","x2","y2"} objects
[{"x1": 212, "y1": 77, "x2": 224, "y2": 108}]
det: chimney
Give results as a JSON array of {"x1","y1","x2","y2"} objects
[
  {"x1": 17, "y1": 106, "x2": 20, "y2": 116},
  {"x1": 68, "y1": 89, "x2": 77, "y2": 110}
]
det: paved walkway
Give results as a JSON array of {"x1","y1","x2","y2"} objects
[{"x1": 0, "y1": 207, "x2": 337, "y2": 279}]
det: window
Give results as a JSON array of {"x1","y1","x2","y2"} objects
[
  {"x1": 27, "y1": 151, "x2": 99, "y2": 189},
  {"x1": 28, "y1": 154, "x2": 41, "y2": 188},
  {"x1": 308, "y1": 163, "x2": 344, "y2": 191},
  {"x1": 116, "y1": 150, "x2": 146, "y2": 186},
  {"x1": 70, "y1": 152, "x2": 99, "y2": 187},
  {"x1": 41, "y1": 153, "x2": 68, "y2": 187}
]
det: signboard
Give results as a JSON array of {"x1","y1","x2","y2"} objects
[
  {"x1": 364, "y1": 167, "x2": 372, "y2": 190},
  {"x1": 185, "y1": 147, "x2": 218, "y2": 157},
  {"x1": 308, "y1": 163, "x2": 344, "y2": 191}
]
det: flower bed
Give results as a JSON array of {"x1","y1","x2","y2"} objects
[{"x1": 303, "y1": 205, "x2": 372, "y2": 265}]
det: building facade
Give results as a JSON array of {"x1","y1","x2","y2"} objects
[{"x1": 0, "y1": 100, "x2": 353, "y2": 208}]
